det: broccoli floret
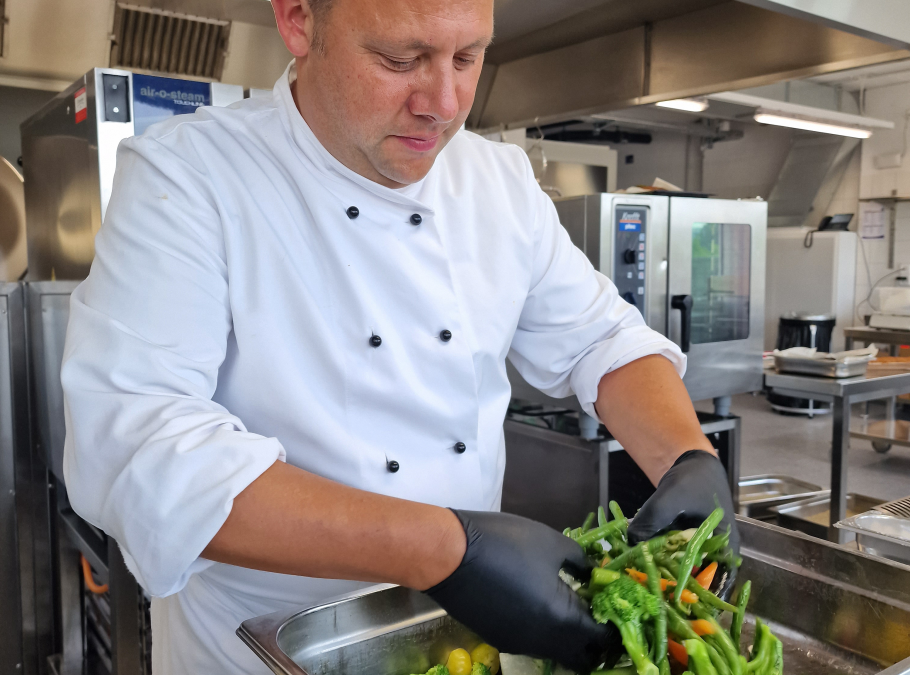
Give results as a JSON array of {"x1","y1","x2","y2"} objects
[
  {"x1": 471, "y1": 663, "x2": 491, "y2": 675},
  {"x1": 413, "y1": 666, "x2": 449, "y2": 675},
  {"x1": 591, "y1": 576, "x2": 660, "y2": 675}
]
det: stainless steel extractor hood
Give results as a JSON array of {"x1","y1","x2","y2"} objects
[
  {"x1": 3, "y1": 0, "x2": 909, "y2": 129},
  {"x1": 468, "y1": 0, "x2": 910, "y2": 132}
]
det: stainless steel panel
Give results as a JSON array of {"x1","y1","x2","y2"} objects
[
  {"x1": 27, "y1": 281, "x2": 79, "y2": 483},
  {"x1": 21, "y1": 72, "x2": 100, "y2": 281},
  {"x1": 21, "y1": 68, "x2": 134, "y2": 281},
  {"x1": 613, "y1": 195, "x2": 669, "y2": 334},
  {"x1": 238, "y1": 519, "x2": 910, "y2": 675},
  {"x1": 502, "y1": 420, "x2": 608, "y2": 530},
  {"x1": 0, "y1": 284, "x2": 24, "y2": 672},
  {"x1": 668, "y1": 197, "x2": 766, "y2": 402},
  {"x1": 554, "y1": 194, "x2": 669, "y2": 334}
]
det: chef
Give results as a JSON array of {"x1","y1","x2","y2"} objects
[{"x1": 62, "y1": 0, "x2": 739, "y2": 672}]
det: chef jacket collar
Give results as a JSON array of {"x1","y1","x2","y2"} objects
[{"x1": 273, "y1": 61, "x2": 436, "y2": 214}]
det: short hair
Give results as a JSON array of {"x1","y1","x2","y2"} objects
[{"x1": 307, "y1": 0, "x2": 334, "y2": 53}]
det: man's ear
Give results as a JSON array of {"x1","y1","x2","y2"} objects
[{"x1": 272, "y1": 0, "x2": 317, "y2": 58}]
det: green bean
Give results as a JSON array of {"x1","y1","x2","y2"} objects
[
  {"x1": 576, "y1": 519, "x2": 625, "y2": 548},
  {"x1": 641, "y1": 543, "x2": 667, "y2": 664},
  {"x1": 582, "y1": 512, "x2": 596, "y2": 533},
  {"x1": 684, "y1": 639, "x2": 719, "y2": 675},
  {"x1": 605, "y1": 533, "x2": 629, "y2": 557},
  {"x1": 769, "y1": 634, "x2": 783, "y2": 675},
  {"x1": 667, "y1": 606, "x2": 730, "y2": 675},
  {"x1": 745, "y1": 622, "x2": 772, "y2": 674},
  {"x1": 665, "y1": 603, "x2": 699, "y2": 640},
  {"x1": 675, "y1": 507, "x2": 725, "y2": 612},
  {"x1": 609, "y1": 501, "x2": 628, "y2": 534},
  {"x1": 693, "y1": 604, "x2": 741, "y2": 675},
  {"x1": 704, "y1": 637, "x2": 732, "y2": 675},
  {"x1": 659, "y1": 657, "x2": 671, "y2": 675},
  {"x1": 605, "y1": 535, "x2": 669, "y2": 572},
  {"x1": 591, "y1": 567, "x2": 621, "y2": 588},
  {"x1": 598, "y1": 505, "x2": 608, "y2": 527},
  {"x1": 701, "y1": 530, "x2": 730, "y2": 554},
  {"x1": 731, "y1": 581, "x2": 751, "y2": 653},
  {"x1": 658, "y1": 553, "x2": 738, "y2": 614}
]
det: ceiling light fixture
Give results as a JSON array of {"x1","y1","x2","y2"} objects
[
  {"x1": 656, "y1": 98, "x2": 709, "y2": 113},
  {"x1": 753, "y1": 112, "x2": 873, "y2": 138}
]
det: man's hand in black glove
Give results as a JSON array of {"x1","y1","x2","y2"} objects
[
  {"x1": 425, "y1": 510, "x2": 619, "y2": 674},
  {"x1": 627, "y1": 449, "x2": 740, "y2": 598}
]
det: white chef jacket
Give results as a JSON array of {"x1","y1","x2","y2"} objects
[{"x1": 62, "y1": 62, "x2": 685, "y2": 674}]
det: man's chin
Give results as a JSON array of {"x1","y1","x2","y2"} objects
[{"x1": 376, "y1": 156, "x2": 437, "y2": 188}]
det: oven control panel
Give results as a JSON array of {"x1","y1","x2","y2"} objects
[{"x1": 613, "y1": 206, "x2": 648, "y2": 314}]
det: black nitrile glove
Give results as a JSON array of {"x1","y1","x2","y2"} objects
[
  {"x1": 425, "y1": 509, "x2": 619, "y2": 674},
  {"x1": 627, "y1": 450, "x2": 740, "y2": 599}
]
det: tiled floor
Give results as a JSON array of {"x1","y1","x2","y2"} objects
[{"x1": 696, "y1": 392, "x2": 910, "y2": 502}]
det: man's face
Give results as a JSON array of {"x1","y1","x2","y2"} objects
[{"x1": 293, "y1": 0, "x2": 494, "y2": 188}]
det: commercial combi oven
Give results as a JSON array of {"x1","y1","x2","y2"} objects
[{"x1": 508, "y1": 193, "x2": 767, "y2": 411}]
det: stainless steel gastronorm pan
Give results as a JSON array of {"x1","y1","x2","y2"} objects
[
  {"x1": 836, "y1": 511, "x2": 910, "y2": 566},
  {"x1": 774, "y1": 355, "x2": 870, "y2": 378},
  {"x1": 238, "y1": 519, "x2": 910, "y2": 675},
  {"x1": 772, "y1": 493, "x2": 885, "y2": 540},
  {"x1": 736, "y1": 474, "x2": 827, "y2": 519}
]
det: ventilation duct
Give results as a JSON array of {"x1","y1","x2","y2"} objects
[{"x1": 110, "y1": 4, "x2": 231, "y2": 80}]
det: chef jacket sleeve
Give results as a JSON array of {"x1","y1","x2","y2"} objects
[
  {"x1": 507, "y1": 157, "x2": 686, "y2": 422},
  {"x1": 61, "y1": 132, "x2": 285, "y2": 597}
]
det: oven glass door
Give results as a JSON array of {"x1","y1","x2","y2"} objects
[{"x1": 668, "y1": 198, "x2": 766, "y2": 402}]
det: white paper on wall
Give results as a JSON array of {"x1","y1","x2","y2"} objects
[{"x1": 860, "y1": 201, "x2": 887, "y2": 240}]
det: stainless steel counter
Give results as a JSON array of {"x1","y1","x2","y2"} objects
[{"x1": 765, "y1": 370, "x2": 910, "y2": 534}]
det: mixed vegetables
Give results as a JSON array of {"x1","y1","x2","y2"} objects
[
  {"x1": 412, "y1": 642, "x2": 501, "y2": 675},
  {"x1": 565, "y1": 502, "x2": 783, "y2": 675}
]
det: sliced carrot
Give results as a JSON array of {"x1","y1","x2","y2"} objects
[
  {"x1": 668, "y1": 639, "x2": 689, "y2": 666},
  {"x1": 627, "y1": 569, "x2": 697, "y2": 602},
  {"x1": 626, "y1": 568, "x2": 648, "y2": 583},
  {"x1": 600, "y1": 555, "x2": 612, "y2": 567},
  {"x1": 678, "y1": 588, "x2": 699, "y2": 604},
  {"x1": 695, "y1": 561, "x2": 718, "y2": 590},
  {"x1": 689, "y1": 619, "x2": 716, "y2": 636}
]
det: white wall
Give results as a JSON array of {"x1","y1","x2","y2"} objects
[
  {"x1": 614, "y1": 131, "x2": 688, "y2": 190},
  {"x1": 703, "y1": 125, "x2": 796, "y2": 199},
  {"x1": 850, "y1": 82, "x2": 910, "y2": 321},
  {"x1": 612, "y1": 124, "x2": 794, "y2": 199}
]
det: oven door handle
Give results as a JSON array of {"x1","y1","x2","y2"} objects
[{"x1": 671, "y1": 294, "x2": 693, "y2": 353}]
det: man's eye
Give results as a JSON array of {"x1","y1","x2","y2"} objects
[
  {"x1": 384, "y1": 57, "x2": 416, "y2": 71},
  {"x1": 455, "y1": 57, "x2": 475, "y2": 67}
]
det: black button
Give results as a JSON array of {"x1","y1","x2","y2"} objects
[
  {"x1": 387, "y1": 460, "x2": 400, "y2": 473},
  {"x1": 346, "y1": 206, "x2": 360, "y2": 219},
  {"x1": 454, "y1": 442, "x2": 466, "y2": 454},
  {"x1": 439, "y1": 329, "x2": 452, "y2": 342},
  {"x1": 622, "y1": 249, "x2": 636, "y2": 265},
  {"x1": 410, "y1": 213, "x2": 422, "y2": 226},
  {"x1": 369, "y1": 334, "x2": 382, "y2": 347}
]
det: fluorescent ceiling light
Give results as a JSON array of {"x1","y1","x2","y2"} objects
[
  {"x1": 753, "y1": 112, "x2": 872, "y2": 138},
  {"x1": 656, "y1": 98, "x2": 709, "y2": 112}
]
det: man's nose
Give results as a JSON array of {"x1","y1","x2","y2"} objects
[{"x1": 410, "y1": 64, "x2": 460, "y2": 124}]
